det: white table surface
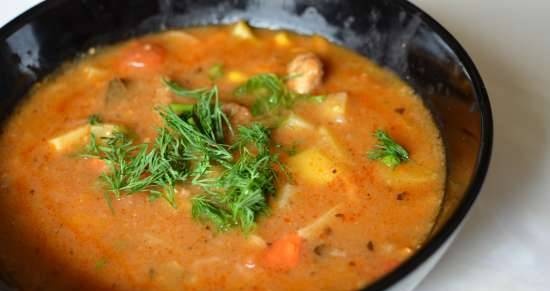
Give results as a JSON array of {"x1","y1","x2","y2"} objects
[{"x1": 1, "y1": 1, "x2": 549, "y2": 291}]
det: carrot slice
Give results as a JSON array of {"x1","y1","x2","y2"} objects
[
  {"x1": 116, "y1": 42, "x2": 166, "y2": 75},
  {"x1": 261, "y1": 233, "x2": 303, "y2": 271}
]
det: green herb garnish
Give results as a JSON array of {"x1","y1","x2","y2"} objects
[
  {"x1": 192, "y1": 124, "x2": 279, "y2": 232},
  {"x1": 168, "y1": 103, "x2": 194, "y2": 115},
  {"x1": 368, "y1": 130, "x2": 409, "y2": 168},
  {"x1": 83, "y1": 79, "x2": 280, "y2": 232},
  {"x1": 88, "y1": 114, "x2": 102, "y2": 125},
  {"x1": 235, "y1": 73, "x2": 292, "y2": 116},
  {"x1": 208, "y1": 63, "x2": 224, "y2": 80},
  {"x1": 234, "y1": 73, "x2": 324, "y2": 116}
]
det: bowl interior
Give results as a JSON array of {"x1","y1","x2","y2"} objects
[{"x1": 0, "y1": 0, "x2": 492, "y2": 290}]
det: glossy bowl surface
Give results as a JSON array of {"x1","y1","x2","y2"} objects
[{"x1": 0, "y1": 1, "x2": 492, "y2": 290}]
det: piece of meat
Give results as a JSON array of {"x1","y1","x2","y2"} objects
[
  {"x1": 222, "y1": 102, "x2": 252, "y2": 128},
  {"x1": 287, "y1": 52, "x2": 324, "y2": 94}
]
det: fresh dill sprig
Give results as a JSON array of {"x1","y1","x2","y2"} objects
[
  {"x1": 162, "y1": 77, "x2": 211, "y2": 99},
  {"x1": 208, "y1": 63, "x2": 224, "y2": 81},
  {"x1": 235, "y1": 73, "x2": 292, "y2": 116},
  {"x1": 192, "y1": 124, "x2": 279, "y2": 233},
  {"x1": 368, "y1": 130, "x2": 409, "y2": 168},
  {"x1": 83, "y1": 79, "x2": 280, "y2": 233},
  {"x1": 88, "y1": 114, "x2": 102, "y2": 125},
  {"x1": 234, "y1": 73, "x2": 325, "y2": 116}
]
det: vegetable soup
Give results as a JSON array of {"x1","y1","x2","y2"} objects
[{"x1": 0, "y1": 23, "x2": 445, "y2": 291}]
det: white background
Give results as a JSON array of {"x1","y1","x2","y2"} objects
[{"x1": 1, "y1": 1, "x2": 549, "y2": 291}]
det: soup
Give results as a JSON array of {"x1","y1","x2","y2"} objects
[{"x1": 0, "y1": 23, "x2": 445, "y2": 291}]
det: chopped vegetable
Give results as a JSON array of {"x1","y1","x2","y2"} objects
[
  {"x1": 318, "y1": 92, "x2": 347, "y2": 123},
  {"x1": 287, "y1": 148, "x2": 341, "y2": 186},
  {"x1": 105, "y1": 78, "x2": 129, "y2": 104},
  {"x1": 235, "y1": 73, "x2": 292, "y2": 116},
  {"x1": 274, "y1": 32, "x2": 291, "y2": 47},
  {"x1": 261, "y1": 233, "x2": 303, "y2": 271},
  {"x1": 227, "y1": 71, "x2": 248, "y2": 83},
  {"x1": 95, "y1": 258, "x2": 108, "y2": 270},
  {"x1": 377, "y1": 162, "x2": 437, "y2": 186},
  {"x1": 368, "y1": 130, "x2": 409, "y2": 168},
  {"x1": 247, "y1": 234, "x2": 268, "y2": 249},
  {"x1": 235, "y1": 73, "x2": 325, "y2": 116},
  {"x1": 88, "y1": 115, "x2": 102, "y2": 125},
  {"x1": 90, "y1": 124, "x2": 126, "y2": 140},
  {"x1": 208, "y1": 63, "x2": 224, "y2": 80},
  {"x1": 297, "y1": 205, "x2": 341, "y2": 239},
  {"x1": 232, "y1": 21, "x2": 255, "y2": 39},
  {"x1": 117, "y1": 43, "x2": 165, "y2": 75},
  {"x1": 279, "y1": 113, "x2": 314, "y2": 132},
  {"x1": 162, "y1": 78, "x2": 210, "y2": 99},
  {"x1": 169, "y1": 103, "x2": 194, "y2": 115},
  {"x1": 49, "y1": 119, "x2": 124, "y2": 153},
  {"x1": 317, "y1": 127, "x2": 347, "y2": 160},
  {"x1": 276, "y1": 184, "x2": 296, "y2": 209},
  {"x1": 49, "y1": 125, "x2": 91, "y2": 152}
]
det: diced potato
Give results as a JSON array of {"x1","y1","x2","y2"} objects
[
  {"x1": 91, "y1": 124, "x2": 124, "y2": 138},
  {"x1": 49, "y1": 123, "x2": 126, "y2": 153},
  {"x1": 279, "y1": 113, "x2": 314, "y2": 132},
  {"x1": 319, "y1": 92, "x2": 348, "y2": 123},
  {"x1": 227, "y1": 71, "x2": 248, "y2": 83},
  {"x1": 232, "y1": 21, "x2": 255, "y2": 39},
  {"x1": 49, "y1": 125, "x2": 91, "y2": 152},
  {"x1": 287, "y1": 148, "x2": 342, "y2": 186},
  {"x1": 274, "y1": 32, "x2": 291, "y2": 47},
  {"x1": 377, "y1": 161, "x2": 437, "y2": 186},
  {"x1": 247, "y1": 234, "x2": 268, "y2": 249}
]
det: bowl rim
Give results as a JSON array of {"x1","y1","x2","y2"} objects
[{"x1": 0, "y1": 0, "x2": 493, "y2": 290}]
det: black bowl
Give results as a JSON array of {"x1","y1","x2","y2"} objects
[{"x1": 0, "y1": 0, "x2": 492, "y2": 290}]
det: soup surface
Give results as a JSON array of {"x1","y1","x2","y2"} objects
[{"x1": 0, "y1": 23, "x2": 445, "y2": 291}]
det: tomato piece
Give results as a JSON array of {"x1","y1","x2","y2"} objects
[{"x1": 116, "y1": 42, "x2": 166, "y2": 75}]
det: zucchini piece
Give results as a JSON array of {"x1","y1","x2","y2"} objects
[{"x1": 49, "y1": 123, "x2": 126, "y2": 152}]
